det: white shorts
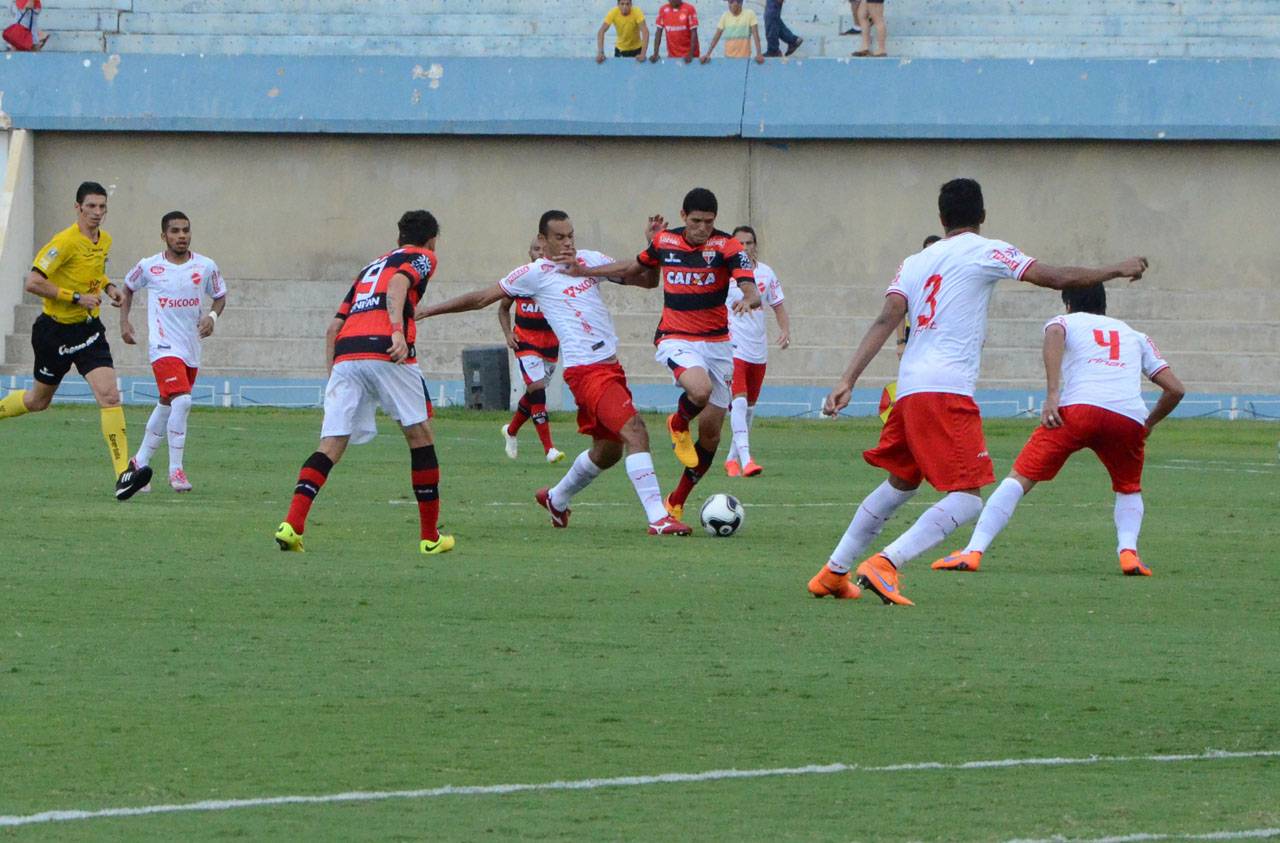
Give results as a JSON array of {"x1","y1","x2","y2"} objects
[
  {"x1": 321, "y1": 359, "x2": 431, "y2": 445},
  {"x1": 517, "y1": 353, "x2": 557, "y2": 386},
  {"x1": 655, "y1": 338, "x2": 734, "y2": 409}
]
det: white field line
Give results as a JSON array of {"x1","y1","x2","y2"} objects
[
  {"x1": 0, "y1": 749, "x2": 1275, "y2": 829},
  {"x1": 1008, "y1": 827, "x2": 1280, "y2": 842},
  {"x1": 1148, "y1": 464, "x2": 1277, "y2": 475}
]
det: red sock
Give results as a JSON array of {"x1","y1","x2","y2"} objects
[
  {"x1": 669, "y1": 441, "x2": 715, "y2": 507},
  {"x1": 670, "y1": 393, "x2": 703, "y2": 433},
  {"x1": 285, "y1": 452, "x2": 334, "y2": 533},
  {"x1": 507, "y1": 394, "x2": 532, "y2": 435},
  {"x1": 528, "y1": 388, "x2": 554, "y2": 452},
  {"x1": 411, "y1": 445, "x2": 441, "y2": 541}
]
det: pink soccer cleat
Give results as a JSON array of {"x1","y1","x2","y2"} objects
[{"x1": 169, "y1": 468, "x2": 193, "y2": 493}]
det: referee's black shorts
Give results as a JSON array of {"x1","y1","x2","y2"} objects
[{"x1": 30, "y1": 314, "x2": 114, "y2": 386}]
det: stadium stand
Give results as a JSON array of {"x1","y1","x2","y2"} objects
[{"x1": 31, "y1": 0, "x2": 1280, "y2": 60}]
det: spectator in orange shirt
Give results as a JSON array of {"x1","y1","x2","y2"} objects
[
  {"x1": 701, "y1": 0, "x2": 765, "y2": 64},
  {"x1": 650, "y1": 0, "x2": 700, "y2": 63}
]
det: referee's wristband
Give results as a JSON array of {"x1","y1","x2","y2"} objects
[
  {"x1": 56, "y1": 288, "x2": 74, "y2": 303},
  {"x1": 207, "y1": 310, "x2": 219, "y2": 322}
]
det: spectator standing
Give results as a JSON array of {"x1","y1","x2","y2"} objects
[
  {"x1": 763, "y1": 0, "x2": 803, "y2": 57},
  {"x1": 701, "y1": 0, "x2": 765, "y2": 64},
  {"x1": 650, "y1": 0, "x2": 700, "y2": 63},
  {"x1": 852, "y1": 0, "x2": 887, "y2": 56},
  {"x1": 843, "y1": 0, "x2": 863, "y2": 36},
  {"x1": 3, "y1": 0, "x2": 48, "y2": 51},
  {"x1": 597, "y1": 0, "x2": 650, "y2": 63}
]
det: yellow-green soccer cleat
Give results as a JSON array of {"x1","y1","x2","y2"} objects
[
  {"x1": 420, "y1": 534, "x2": 456, "y2": 555},
  {"x1": 274, "y1": 522, "x2": 304, "y2": 552}
]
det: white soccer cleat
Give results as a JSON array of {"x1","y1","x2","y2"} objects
[
  {"x1": 545, "y1": 447, "x2": 565, "y2": 464},
  {"x1": 501, "y1": 423, "x2": 519, "y2": 459},
  {"x1": 169, "y1": 468, "x2": 193, "y2": 492}
]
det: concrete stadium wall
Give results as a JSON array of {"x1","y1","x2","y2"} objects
[
  {"x1": 0, "y1": 130, "x2": 34, "y2": 366},
  {"x1": 12, "y1": 132, "x2": 1277, "y2": 398}
]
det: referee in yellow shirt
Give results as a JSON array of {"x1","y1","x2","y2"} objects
[{"x1": 0, "y1": 181, "x2": 152, "y2": 500}]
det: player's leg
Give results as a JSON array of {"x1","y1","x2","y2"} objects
[
  {"x1": 83, "y1": 362, "x2": 149, "y2": 500},
  {"x1": 134, "y1": 397, "x2": 171, "y2": 472},
  {"x1": 278, "y1": 434, "x2": 348, "y2": 551},
  {"x1": 725, "y1": 358, "x2": 749, "y2": 476},
  {"x1": 2, "y1": 315, "x2": 66, "y2": 420},
  {"x1": 1089, "y1": 410, "x2": 1150, "y2": 575},
  {"x1": 402, "y1": 419, "x2": 453, "y2": 555},
  {"x1": 657, "y1": 340, "x2": 712, "y2": 468},
  {"x1": 739, "y1": 362, "x2": 766, "y2": 476},
  {"x1": 529, "y1": 360, "x2": 562, "y2": 462},
  {"x1": 617, "y1": 414, "x2": 690, "y2": 534},
  {"x1": 0, "y1": 380, "x2": 55, "y2": 418},
  {"x1": 503, "y1": 355, "x2": 539, "y2": 458},
  {"x1": 666, "y1": 403, "x2": 725, "y2": 519},
  {"x1": 158, "y1": 362, "x2": 197, "y2": 491}
]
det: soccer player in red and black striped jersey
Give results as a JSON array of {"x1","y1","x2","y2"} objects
[
  {"x1": 273, "y1": 210, "x2": 453, "y2": 555},
  {"x1": 497, "y1": 237, "x2": 565, "y2": 464},
  {"x1": 572, "y1": 188, "x2": 761, "y2": 521}
]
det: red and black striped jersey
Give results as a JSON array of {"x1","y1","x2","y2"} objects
[
  {"x1": 333, "y1": 246, "x2": 437, "y2": 365},
  {"x1": 638, "y1": 227, "x2": 754, "y2": 344},
  {"x1": 512, "y1": 296, "x2": 560, "y2": 360}
]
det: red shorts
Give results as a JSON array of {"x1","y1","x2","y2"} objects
[
  {"x1": 863, "y1": 392, "x2": 995, "y2": 491},
  {"x1": 152, "y1": 356, "x2": 198, "y2": 401},
  {"x1": 732, "y1": 359, "x2": 767, "y2": 404},
  {"x1": 1013, "y1": 404, "x2": 1146, "y2": 493},
  {"x1": 563, "y1": 361, "x2": 637, "y2": 443}
]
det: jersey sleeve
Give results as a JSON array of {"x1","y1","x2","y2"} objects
[
  {"x1": 1139, "y1": 333, "x2": 1169, "y2": 378},
  {"x1": 204, "y1": 260, "x2": 227, "y2": 300},
  {"x1": 723, "y1": 237, "x2": 755, "y2": 282},
  {"x1": 1043, "y1": 315, "x2": 1068, "y2": 334},
  {"x1": 604, "y1": 8, "x2": 617, "y2": 24},
  {"x1": 387, "y1": 250, "x2": 435, "y2": 286},
  {"x1": 985, "y1": 240, "x2": 1037, "y2": 281},
  {"x1": 655, "y1": 6, "x2": 668, "y2": 27},
  {"x1": 334, "y1": 282, "x2": 356, "y2": 320},
  {"x1": 577, "y1": 249, "x2": 616, "y2": 270},
  {"x1": 885, "y1": 263, "x2": 908, "y2": 301},
  {"x1": 637, "y1": 239, "x2": 662, "y2": 268},
  {"x1": 764, "y1": 273, "x2": 784, "y2": 307},
  {"x1": 124, "y1": 260, "x2": 148, "y2": 291},
  {"x1": 689, "y1": 7, "x2": 699, "y2": 26},
  {"x1": 498, "y1": 261, "x2": 544, "y2": 299},
  {"x1": 31, "y1": 232, "x2": 69, "y2": 278}
]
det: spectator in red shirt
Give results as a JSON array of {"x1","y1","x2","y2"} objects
[{"x1": 650, "y1": 0, "x2": 700, "y2": 63}]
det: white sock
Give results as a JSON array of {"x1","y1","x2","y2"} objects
[
  {"x1": 965, "y1": 478, "x2": 1026, "y2": 554},
  {"x1": 550, "y1": 450, "x2": 602, "y2": 510},
  {"x1": 882, "y1": 492, "x2": 984, "y2": 569},
  {"x1": 625, "y1": 452, "x2": 669, "y2": 523},
  {"x1": 828, "y1": 480, "x2": 918, "y2": 573},
  {"x1": 136, "y1": 403, "x2": 171, "y2": 468},
  {"x1": 746, "y1": 405, "x2": 755, "y2": 429},
  {"x1": 729, "y1": 396, "x2": 751, "y2": 465},
  {"x1": 166, "y1": 393, "x2": 193, "y2": 471},
  {"x1": 1114, "y1": 492, "x2": 1144, "y2": 553}
]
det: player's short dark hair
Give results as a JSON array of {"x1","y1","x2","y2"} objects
[
  {"x1": 1062, "y1": 284, "x2": 1107, "y2": 315},
  {"x1": 938, "y1": 178, "x2": 984, "y2": 230},
  {"x1": 682, "y1": 188, "x2": 718, "y2": 215},
  {"x1": 731, "y1": 225, "x2": 756, "y2": 242},
  {"x1": 397, "y1": 210, "x2": 439, "y2": 246},
  {"x1": 922, "y1": 234, "x2": 941, "y2": 248},
  {"x1": 76, "y1": 181, "x2": 108, "y2": 204},
  {"x1": 161, "y1": 211, "x2": 189, "y2": 232},
  {"x1": 538, "y1": 210, "x2": 570, "y2": 236}
]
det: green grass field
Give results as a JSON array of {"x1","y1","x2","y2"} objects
[{"x1": 2, "y1": 406, "x2": 1278, "y2": 841}]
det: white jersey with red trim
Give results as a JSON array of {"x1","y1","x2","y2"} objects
[
  {"x1": 889, "y1": 232, "x2": 1036, "y2": 399},
  {"x1": 1049, "y1": 312, "x2": 1168, "y2": 424},
  {"x1": 124, "y1": 251, "x2": 226, "y2": 367},
  {"x1": 728, "y1": 260, "x2": 785, "y2": 364},
  {"x1": 498, "y1": 249, "x2": 618, "y2": 368}
]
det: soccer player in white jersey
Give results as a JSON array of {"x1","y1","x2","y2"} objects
[
  {"x1": 809, "y1": 178, "x2": 1150, "y2": 605},
  {"x1": 416, "y1": 210, "x2": 693, "y2": 535},
  {"x1": 120, "y1": 212, "x2": 227, "y2": 492},
  {"x1": 933, "y1": 284, "x2": 1184, "y2": 576},
  {"x1": 724, "y1": 225, "x2": 790, "y2": 477}
]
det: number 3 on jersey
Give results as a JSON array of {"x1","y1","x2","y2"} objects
[
  {"x1": 917, "y1": 274, "x2": 942, "y2": 329},
  {"x1": 1093, "y1": 329, "x2": 1120, "y2": 360}
]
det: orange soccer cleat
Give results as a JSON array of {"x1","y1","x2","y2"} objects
[
  {"x1": 742, "y1": 460, "x2": 763, "y2": 477},
  {"x1": 855, "y1": 554, "x2": 914, "y2": 606},
  {"x1": 807, "y1": 566, "x2": 862, "y2": 599},
  {"x1": 1119, "y1": 549, "x2": 1152, "y2": 576},
  {"x1": 725, "y1": 459, "x2": 742, "y2": 477},
  {"x1": 667, "y1": 412, "x2": 698, "y2": 468},
  {"x1": 932, "y1": 549, "x2": 982, "y2": 572},
  {"x1": 664, "y1": 493, "x2": 684, "y2": 522}
]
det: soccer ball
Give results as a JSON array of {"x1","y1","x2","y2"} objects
[{"x1": 700, "y1": 493, "x2": 744, "y2": 537}]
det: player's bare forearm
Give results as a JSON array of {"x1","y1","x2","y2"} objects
[
  {"x1": 840, "y1": 296, "x2": 907, "y2": 388},
  {"x1": 497, "y1": 297, "x2": 518, "y2": 348},
  {"x1": 211, "y1": 296, "x2": 227, "y2": 317},
  {"x1": 325, "y1": 319, "x2": 342, "y2": 373},
  {"x1": 740, "y1": 278, "x2": 762, "y2": 309},
  {"x1": 1042, "y1": 325, "x2": 1066, "y2": 396},
  {"x1": 417, "y1": 284, "x2": 506, "y2": 319},
  {"x1": 23, "y1": 270, "x2": 60, "y2": 300},
  {"x1": 1144, "y1": 368, "x2": 1185, "y2": 432},
  {"x1": 1023, "y1": 257, "x2": 1148, "y2": 290},
  {"x1": 773, "y1": 302, "x2": 792, "y2": 347}
]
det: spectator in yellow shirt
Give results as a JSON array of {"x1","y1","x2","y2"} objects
[
  {"x1": 597, "y1": 0, "x2": 650, "y2": 63},
  {"x1": 701, "y1": 0, "x2": 765, "y2": 63}
]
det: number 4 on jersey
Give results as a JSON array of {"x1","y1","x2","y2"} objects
[{"x1": 1093, "y1": 329, "x2": 1120, "y2": 360}]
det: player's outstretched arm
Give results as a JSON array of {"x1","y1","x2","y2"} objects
[
  {"x1": 731, "y1": 278, "x2": 762, "y2": 315},
  {"x1": 823, "y1": 293, "x2": 908, "y2": 416},
  {"x1": 415, "y1": 283, "x2": 507, "y2": 320},
  {"x1": 773, "y1": 300, "x2": 791, "y2": 348},
  {"x1": 1040, "y1": 323, "x2": 1067, "y2": 428},
  {"x1": 497, "y1": 296, "x2": 519, "y2": 350},
  {"x1": 1022, "y1": 257, "x2": 1148, "y2": 290},
  {"x1": 1144, "y1": 367, "x2": 1185, "y2": 433}
]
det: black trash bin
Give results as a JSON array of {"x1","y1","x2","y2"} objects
[{"x1": 461, "y1": 345, "x2": 510, "y2": 411}]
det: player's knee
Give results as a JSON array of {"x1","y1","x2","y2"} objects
[
  {"x1": 619, "y1": 414, "x2": 649, "y2": 452},
  {"x1": 590, "y1": 439, "x2": 623, "y2": 469},
  {"x1": 686, "y1": 382, "x2": 713, "y2": 406},
  {"x1": 97, "y1": 389, "x2": 122, "y2": 408},
  {"x1": 527, "y1": 380, "x2": 548, "y2": 393},
  {"x1": 26, "y1": 391, "x2": 52, "y2": 412}
]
